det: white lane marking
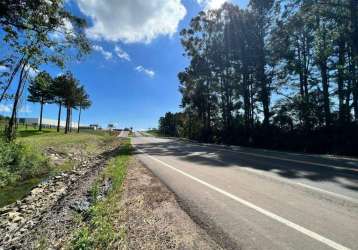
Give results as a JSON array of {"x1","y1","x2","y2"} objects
[
  {"x1": 136, "y1": 138, "x2": 358, "y2": 203},
  {"x1": 177, "y1": 141, "x2": 358, "y2": 172},
  {"x1": 137, "y1": 138, "x2": 358, "y2": 204},
  {"x1": 239, "y1": 166, "x2": 358, "y2": 204},
  {"x1": 137, "y1": 149, "x2": 351, "y2": 250}
]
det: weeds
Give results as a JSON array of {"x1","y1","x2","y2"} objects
[{"x1": 71, "y1": 139, "x2": 132, "y2": 249}]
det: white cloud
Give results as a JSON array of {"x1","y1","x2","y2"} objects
[
  {"x1": 49, "y1": 18, "x2": 75, "y2": 41},
  {"x1": 0, "y1": 104, "x2": 11, "y2": 113},
  {"x1": 114, "y1": 46, "x2": 131, "y2": 61},
  {"x1": 0, "y1": 65, "x2": 8, "y2": 72},
  {"x1": 135, "y1": 65, "x2": 155, "y2": 78},
  {"x1": 19, "y1": 104, "x2": 31, "y2": 114},
  {"x1": 0, "y1": 104, "x2": 32, "y2": 114},
  {"x1": 92, "y1": 45, "x2": 113, "y2": 60},
  {"x1": 75, "y1": 0, "x2": 187, "y2": 43},
  {"x1": 197, "y1": 0, "x2": 229, "y2": 10},
  {"x1": 24, "y1": 65, "x2": 39, "y2": 78}
]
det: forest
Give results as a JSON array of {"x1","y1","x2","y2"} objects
[{"x1": 159, "y1": 0, "x2": 358, "y2": 156}]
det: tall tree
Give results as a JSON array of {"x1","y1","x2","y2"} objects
[
  {"x1": 58, "y1": 72, "x2": 82, "y2": 134},
  {"x1": 1, "y1": 0, "x2": 90, "y2": 141},
  {"x1": 51, "y1": 74, "x2": 67, "y2": 132},
  {"x1": 249, "y1": 0, "x2": 275, "y2": 127},
  {"x1": 76, "y1": 86, "x2": 91, "y2": 133},
  {"x1": 27, "y1": 71, "x2": 53, "y2": 131}
]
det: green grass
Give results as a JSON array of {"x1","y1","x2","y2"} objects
[
  {"x1": 71, "y1": 139, "x2": 132, "y2": 250},
  {"x1": 146, "y1": 129, "x2": 161, "y2": 137},
  {"x1": 17, "y1": 128, "x2": 114, "y2": 153},
  {"x1": 0, "y1": 128, "x2": 117, "y2": 208}
]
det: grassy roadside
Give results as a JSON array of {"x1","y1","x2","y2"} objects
[
  {"x1": 145, "y1": 129, "x2": 161, "y2": 137},
  {"x1": 0, "y1": 128, "x2": 117, "y2": 208},
  {"x1": 71, "y1": 139, "x2": 132, "y2": 250}
]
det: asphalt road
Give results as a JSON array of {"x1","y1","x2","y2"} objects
[{"x1": 132, "y1": 133, "x2": 358, "y2": 250}]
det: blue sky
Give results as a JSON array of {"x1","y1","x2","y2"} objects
[{"x1": 1, "y1": 0, "x2": 248, "y2": 130}]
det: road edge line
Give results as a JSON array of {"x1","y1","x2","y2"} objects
[{"x1": 138, "y1": 149, "x2": 351, "y2": 250}]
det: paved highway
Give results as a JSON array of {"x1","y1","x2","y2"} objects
[{"x1": 132, "y1": 134, "x2": 358, "y2": 250}]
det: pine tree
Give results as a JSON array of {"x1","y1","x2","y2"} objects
[{"x1": 27, "y1": 71, "x2": 53, "y2": 131}]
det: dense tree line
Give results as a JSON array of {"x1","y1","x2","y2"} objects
[
  {"x1": 159, "y1": 0, "x2": 358, "y2": 156},
  {"x1": 28, "y1": 71, "x2": 91, "y2": 133},
  {"x1": 0, "y1": 0, "x2": 91, "y2": 141}
]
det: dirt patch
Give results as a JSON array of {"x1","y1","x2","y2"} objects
[{"x1": 120, "y1": 158, "x2": 222, "y2": 250}]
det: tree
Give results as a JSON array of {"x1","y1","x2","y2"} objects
[
  {"x1": 1, "y1": 0, "x2": 90, "y2": 141},
  {"x1": 51, "y1": 74, "x2": 67, "y2": 132},
  {"x1": 159, "y1": 112, "x2": 183, "y2": 137},
  {"x1": 57, "y1": 72, "x2": 80, "y2": 134},
  {"x1": 173, "y1": 1, "x2": 358, "y2": 155},
  {"x1": 76, "y1": 86, "x2": 91, "y2": 133},
  {"x1": 27, "y1": 71, "x2": 53, "y2": 131},
  {"x1": 249, "y1": 0, "x2": 275, "y2": 127}
]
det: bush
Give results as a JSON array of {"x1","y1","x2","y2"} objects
[{"x1": 0, "y1": 141, "x2": 50, "y2": 187}]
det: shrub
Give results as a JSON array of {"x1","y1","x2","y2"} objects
[{"x1": 0, "y1": 141, "x2": 50, "y2": 187}]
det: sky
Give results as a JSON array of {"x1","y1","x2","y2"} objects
[{"x1": 1, "y1": 0, "x2": 248, "y2": 130}]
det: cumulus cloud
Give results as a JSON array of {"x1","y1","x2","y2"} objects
[
  {"x1": 0, "y1": 65, "x2": 8, "y2": 72},
  {"x1": 115, "y1": 46, "x2": 131, "y2": 61},
  {"x1": 92, "y1": 45, "x2": 113, "y2": 60},
  {"x1": 197, "y1": 0, "x2": 229, "y2": 10},
  {"x1": 0, "y1": 104, "x2": 11, "y2": 113},
  {"x1": 24, "y1": 65, "x2": 39, "y2": 78},
  {"x1": 135, "y1": 66, "x2": 155, "y2": 78},
  {"x1": 49, "y1": 18, "x2": 75, "y2": 41},
  {"x1": 75, "y1": 0, "x2": 187, "y2": 43},
  {"x1": 0, "y1": 104, "x2": 31, "y2": 113}
]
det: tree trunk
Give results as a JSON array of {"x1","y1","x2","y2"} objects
[
  {"x1": 39, "y1": 99, "x2": 44, "y2": 131},
  {"x1": 6, "y1": 63, "x2": 26, "y2": 141},
  {"x1": 69, "y1": 108, "x2": 72, "y2": 133},
  {"x1": 65, "y1": 106, "x2": 70, "y2": 134},
  {"x1": 258, "y1": 34, "x2": 270, "y2": 127},
  {"x1": 77, "y1": 106, "x2": 82, "y2": 133},
  {"x1": 57, "y1": 102, "x2": 62, "y2": 132},
  {"x1": 0, "y1": 57, "x2": 25, "y2": 103},
  {"x1": 350, "y1": 0, "x2": 358, "y2": 120},
  {"x1": 337, "y1": 39, "x2": 346, "y2": 124},
  {"x1": 320, "y1": 61, "x2": 331, "y2": 126}
]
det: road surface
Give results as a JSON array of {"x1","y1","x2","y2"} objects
[
  {"x1": 132, "y1": 133, "x2": 358, "y2": 250},
  {"x1": 118, "y1": 130, "x2": 129, "y2": 137}
]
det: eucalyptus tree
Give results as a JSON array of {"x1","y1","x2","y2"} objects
[
  {"x1": 249, "y1": 0, "x2": 275, "y2": 127},
  {"x1": 270, "y1": 3, "x2": 317, "y2": 130},
  {"x1": 1, "y1": 0, "x2": 90, "y2": 141},
  {"x1": 27, "y1": 71, "x2": 53, "y2": 131},
  {"x1": 179, "y1": 10, "x2": 219, "y2": 141}
]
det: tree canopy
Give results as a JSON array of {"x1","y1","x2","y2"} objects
[{"x1": 160, "y1": 0, "x2": 358, "y2": 156}]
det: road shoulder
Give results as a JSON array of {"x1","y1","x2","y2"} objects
[{"x1": 120, "y1": 157, "x2": 222, "y2": 249}]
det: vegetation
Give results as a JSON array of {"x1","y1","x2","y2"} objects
[
  {"x1": 0, "y1": 141, "x2": 49, "y2": 188},
  {"x1": 158, "y1": 1, "x2": 358, "y2": 156},
  {"x1": 71, "y1": 139, "x2": 132, "y2": 249},
  {"x1": 0, "y1": 129, "x2": 116, "y2": 207},
  {"x1": 0, "y1": 0, "x2": 91, "y2": 141},
  {"x1": 27, "y1": 71, "x2": 54, "y2": 131},
  {"x1": 51, "y1": 72, "x2": 92, "y2": 134}
]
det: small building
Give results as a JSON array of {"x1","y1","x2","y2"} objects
[
  {"x1": 89, "y1": 124, "x2": 99, "y2": 130},
  {"x1": 18, "y1": 117, "x2": 79, "y2": 129}
]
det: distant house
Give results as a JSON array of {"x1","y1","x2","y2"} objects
[
  {"x1": 107, "y1": 124, "x2": 114, "y2": 131},
  {"x1": 89, "y1": 124, "x2": 99, "y2": 130}
]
